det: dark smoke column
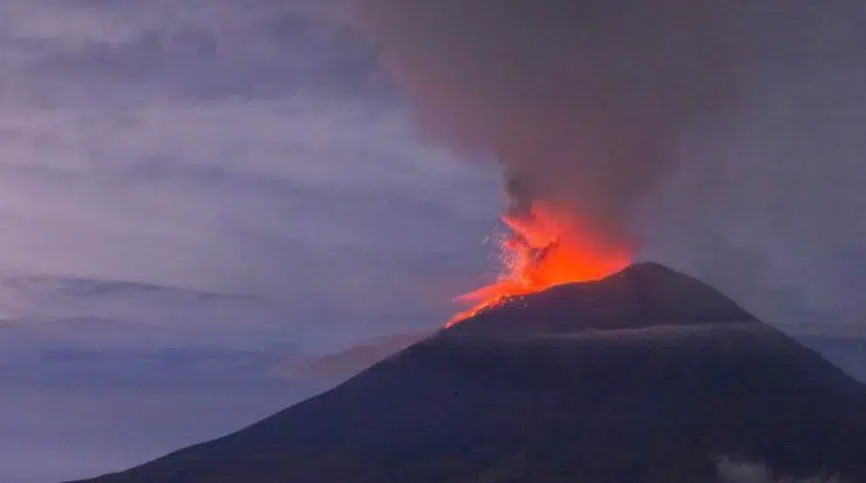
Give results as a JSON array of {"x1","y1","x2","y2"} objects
[{"x1": 357, "y1": 0, "x2": 744, "y2": 246}]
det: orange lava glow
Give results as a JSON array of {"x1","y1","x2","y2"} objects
[{"x1": 446, "y1": 202, "x2": 631, "y2": 327}]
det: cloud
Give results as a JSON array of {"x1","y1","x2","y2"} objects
[
  {"x1": 0, "y1": 3, "x2": 486, "y2": 481},
  {"x1": 0, "y1": 97, "x2": 498, "y2": 339},
  {"x1": 716, "y1": 456, "x2": 843, "y2": 483},
  {"x1": 1, "y1": 0, "x2": 385, "y2": 106},
  {"x1": 0, "y1": 22, "x2": 497, "y2": 482}
]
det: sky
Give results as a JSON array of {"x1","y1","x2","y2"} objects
[
  {"x1": 0, "y1": 2, "x2": 498, "y2": 481},
  {"x1": 0, "y1": 2, "x2": 864, "y2": 482}
]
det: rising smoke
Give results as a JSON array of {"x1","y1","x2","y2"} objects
[
  {"x1": 356, "y1": 0, "x2": 745, "y2": 246},
  {"x1": 351, "y1": 1, "x2": 866, "y2": 332}
]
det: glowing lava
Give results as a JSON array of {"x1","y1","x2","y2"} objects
[{"x1": 446, "y1": 202, "x2": 631, "y2": 327}]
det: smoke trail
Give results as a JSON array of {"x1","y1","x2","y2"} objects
[{"x1": 356, "y1": 0, "x2": 744, "y2": 245}]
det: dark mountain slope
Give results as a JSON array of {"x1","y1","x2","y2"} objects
[
  {"x1": 69, "y1": 263, "x2": 866, "y2": 483},
  {"x1": 449, "y1": 262, "x2": 760, "y2": 336}
]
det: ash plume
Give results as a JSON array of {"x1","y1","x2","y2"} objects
[{"x1": 356, "y1": 0, "x2": 744, "y2": 245}]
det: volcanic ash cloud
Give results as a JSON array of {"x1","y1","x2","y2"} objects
[{"x1": 357, "y1": 0, "x2": 745, "y2": 246}]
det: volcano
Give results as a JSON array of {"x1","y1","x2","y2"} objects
[{"x1": 69, "y1": 263, "x2": 866, "y2": 483}]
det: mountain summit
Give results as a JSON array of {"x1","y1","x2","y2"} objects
[
  {"x1": 448, "y1": 262, "x2": 759, "y2": 336},
  {"x1": 70, "y1": 264, "x2": 866, "y2": 483}
]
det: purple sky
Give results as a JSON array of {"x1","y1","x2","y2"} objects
[
  {"x1": 0, "y1": 2, "x2": 865, "y2": 482},
  {"x1": 0, "y1": 2, "x2": 498, "y2": 481}
]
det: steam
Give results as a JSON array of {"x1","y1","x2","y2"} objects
[
  {"x1": 716, "y1": 456, "x2": 843, "y2": 483},
  {"x1": 356, "y1": 0, "x2": 743, "y2": 245}
]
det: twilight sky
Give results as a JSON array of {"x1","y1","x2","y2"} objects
[
  {"x1": 0, "y1": 2, "x2": 497, "y2": 481},
  {"x1": 0, "y1": 2, "x2": 864, "y2": 482}
]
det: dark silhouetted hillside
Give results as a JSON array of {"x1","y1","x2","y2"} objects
[{"x1": 68, "y1": 263, "x2": 866, "y2": 483}]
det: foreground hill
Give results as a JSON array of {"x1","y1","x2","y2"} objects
[{"x1": 69, "y1": 263, "x2": 866, "y2": 483}]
